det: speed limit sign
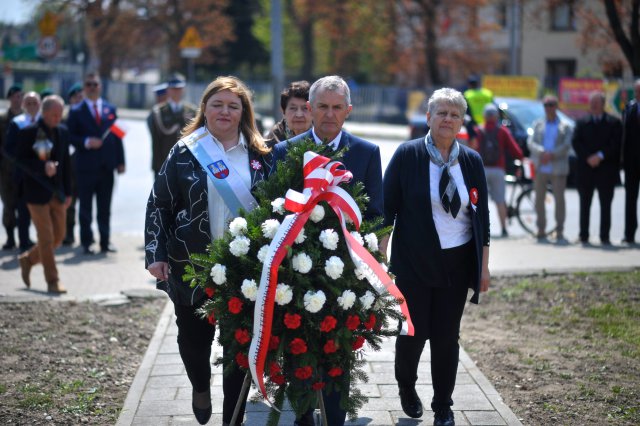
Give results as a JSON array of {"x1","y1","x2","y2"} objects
[{"x1": 37, "y1": 36, "x2": 59, "y2": 59}]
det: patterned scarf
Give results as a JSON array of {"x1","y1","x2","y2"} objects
[{"x1": 425, "y1": 131, "x2": 461, "y2": 218}]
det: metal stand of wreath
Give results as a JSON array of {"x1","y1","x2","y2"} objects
[{"x1": 230, "y1": 372, "x2": 328, "y2": 426}]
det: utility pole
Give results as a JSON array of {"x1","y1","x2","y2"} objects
[
  {"x1": 271, "y1": 0, "x2": 285, "y2": 120},
  {"x1": 509, "y1": 0, "x2": 521, "y2": 75}
]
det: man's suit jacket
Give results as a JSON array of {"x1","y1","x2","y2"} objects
[
  {"x1": 145, "y1": 137, "x2": 275, "y2": 306},
  {"x1": 15, "y1": 119, "x2": 72, "y2": 205},
  {"x1": 271, "y1": 129, "x2": 384, "y2": 220},
  {"x1": 383, "y1": 139, "x2": 490, "y2": 305},
  {"x1": 527, "y1": 118, "x2": 573, "y2": 176},
  {"x1": 571, "y1": 112, "x2": 622, "y2": 185},
  {"x1": 147, "y1": 101, "x2": 197, "y2": 173},
  {"x1": 623, "y1": 100, "x2": 640, "y2": 171},
  {"x1": 66, "y1": 99, "x2": 125, "y2": 174}
]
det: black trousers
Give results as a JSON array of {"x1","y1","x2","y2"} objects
[
  {"x1": 174, "y1": 303, "x2": 247, "y2": 425},
  {"x1": 394, "y1": 241, "x2": 473, "y2": 411},
  {"x1": 577, "y1": 172, "x2": 615, "y2": 242},
  {"x1": 624, "y1": 166, "x2": 640, "y2": 242},
  {"x1": 77, "y1": 168, "x2": 114, "y2": 249}
]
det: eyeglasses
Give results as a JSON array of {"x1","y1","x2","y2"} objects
[
  {"x1": 84, "y1": 81, "x2": 99, "y2": 88},
  {"x1": 543, "y1": 103, "x2": 557, "y2": 108}
]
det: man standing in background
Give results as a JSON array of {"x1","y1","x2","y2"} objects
[
  {"x1": 0, "y1": 84, "x2": 24, "y2": 250},
  {"x1": 464, "y1": 75, "x2": 494, "y2": 126},
  {"x1": 61, "y1": 82, "x2": 84, "y2": 246},
  {"x1": 622, "y1": 79, "x2": 640, "y2": 245},
  {"x1": 67, "y1": 72, "x2": 125, "y2": 255},
  {"x1": 147, "y1": 73, "x2": 196, "y2": 176}
]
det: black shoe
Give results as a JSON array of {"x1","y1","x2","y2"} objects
[
  {"x1": 62, "y1": 237, "x2": 74, "y2": 246},
  {"x1": 83, "y1": 246, "x2": 96, "y2": 255},
  {"x1": 601, "y1": 239, "x2": 612, "y2": 246},
  {"x1": 2, "y1": 240, "x2": 16, "y2": 250},
  {"x1": 433, "y1": 407, "x2": 455, "y2": 426},
  {"x1": 19, "y1": 240, "x2": 34, "y2": 253},
  {"x1": 192, "y1": 389, "x2": 212, "y2": 425},
  {"x1": 622, "y1": 238, "x2": 636, "y2": 245},
  {"x1": 294, "y1": 410, "x2": 315, "y2": 426},
  {"x1": 100, "y1": 244, "x2": 117, "y2": 253},
  {"x1": 399, "y1": 386, "x2": 423, "y2": 418}
]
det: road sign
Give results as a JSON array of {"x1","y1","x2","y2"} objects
[
  {"x1": 179, "y1": 26, "x2": 203, "y2": 49},
  {"x1": 38, "y1": 11, "x2": 57, "y2": 36},
  {"x1": 37, "y1": 36, "x2": 58, "y2": 59}
]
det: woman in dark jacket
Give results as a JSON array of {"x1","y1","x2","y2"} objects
[
  {"x1": 381, "y1": 87, "x2": 490, "y2": 426},
  {"x1": 145, "y1": 76, "x2": 273, "y2": 425}
]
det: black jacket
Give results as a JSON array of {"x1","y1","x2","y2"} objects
[
  {"x1": 144, "y1": 136, "x2": 274, "y2": 305},
  {"x1": 15, "y1": 119, "x2": 72, "y2": 205},
  {"x1": 623, "y1": 100, "x2": 640, "y2": 170},
  {"x1": 383, "y1": 139, "x2": 489, "y2": 305},
  {"x1": 572, "y1": 113, "x2": 622, "y2": 185}
]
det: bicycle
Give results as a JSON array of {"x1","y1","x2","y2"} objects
[{"x1": 505, "y1": 159, "x2": 558, "y2": 237}]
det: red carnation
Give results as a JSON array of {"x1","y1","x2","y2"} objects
[
  {"x1": 323, "y1": 339, "x2": 338, "y2": 354},
  {"x1": 228, "y1": 297, "x2": 243, "y2": 314},
  {"x1": 269, "y1": 335, "x2": 280, "y2": 351},
  {"x1": 289, "y1": 338, "x2": 308, "y2": 355},
  {"x1": 346, "y1": 315, "x2": 360, "y2": 331},
  {"x1": 284, "y1": 313, "x2": 302, "y2": 329},
  {"x1": 269, "y1": 361, "x2": 282, "y2": 376},
  {"x1": 235, "y1": 352, "x2": 249, "y2": 369},
  {"x1": 204, "y1": 287, "x2": 215, "y2": 298},
  {"x1": 235, "y1": 328, "x2": 250, "y2": 345},
  {"x1": 352, "y1": 336, "x2": 366, "y2": 350},
  {"x1": 364, "y1": 313, "x2": 376, "y2": 330},
  {"x1": 295, "y1": 366, "x2": 313, "y2": 380},
  {"x1": 271, "y1": 374, "x2": 286, "y2": 385},
  {"x1": 320, "y1": 315, "x2": 337, "y2": 332},
  {"x1": 327, "y1": 367, "x2": 343, "y2": 377},
  {"x1": 311, "y1": 381, "x2": 326, "y2": 390},
  {"x1": 207, "y1": 312, "x2": 216, "y2": 326}
]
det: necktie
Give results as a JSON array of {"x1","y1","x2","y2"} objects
[
  {"x1": 439, "y1": 167, "x2": 461, "y2": 218},
  {"x1": 93, "y1": 103, "x2": 101, "y2": 126}
]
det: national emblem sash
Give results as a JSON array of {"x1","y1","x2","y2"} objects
[{"x1": 184, "y1": 127, "x2": 258, "y2": 216}]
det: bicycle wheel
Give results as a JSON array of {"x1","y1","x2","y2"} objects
[{"x1": 515, "y1": 186, "x2": 557, "y2": 236}]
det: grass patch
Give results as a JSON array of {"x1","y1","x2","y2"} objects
[{"x1": 18, "y1": 383, "x2": 53, "y2": 409}]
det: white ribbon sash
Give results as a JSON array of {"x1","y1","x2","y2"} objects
[{"x1": 184, "y1": 127, "x2": 258, "y2": 216}]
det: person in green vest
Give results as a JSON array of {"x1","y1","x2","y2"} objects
[{"x1": 464, "y1": 75, "x2": 494, "y2": 126}]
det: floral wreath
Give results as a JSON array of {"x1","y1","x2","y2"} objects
[{"x1": 185, "y1": 138, "x2": 407, "y2": 424}]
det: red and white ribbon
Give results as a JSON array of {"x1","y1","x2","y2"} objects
[{"x1": 249, "y1": 151, "x2": 414, "y2": 408}]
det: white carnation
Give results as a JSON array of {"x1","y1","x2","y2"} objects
[
  {"x1": 210, "y1": 264, "x2": 226, "y2": 285},
  {"x1": 303, "y1": 290, "x2": 326, "y2": 313},
  {"x1": 324, "y1": 256, "x2": 344, "y2": 280},
  {"x1": 309, "y1": 205, "x2": 325, "y2": 223},
  {"x1": 261, "y1": 219, "x2": 280, "y2": 239},
  {"x1": 275, "y1": 283, "x2": 293, "y2": 306},
  {"x1": 229, "y1": 236, "x2": 251, "y2": 257},
  {"x1": 319, "y1": 229, "x2": 339, "y2": 250},
  {"x1": 354, "y1": 266, "x2": 367, "y2": 280},
  {"x1": 294, "y1": 227, "x2": 307, "y2": 244},
  {"x1": 292, "y1": 252, "x2": 313, "y2": 274},
  {"x1": 350, "y1": 231, "x2": 364, "y2": 246},
  {"x1": 271, "y1": 197, "x2": 286, "y2": 215},
  {"x1": 257, "y1": 245, "x2": 269, "y2": 263},
  {"x1": 360, "y1": 290, "x2": 375, "y2": 310},
  {"x1": 228, "y1": 217, "x2": 248, "y2": 237},
  {"x1": 241, "y1": 279, "x2": 258, "y2": 301},
  {"x1": 337, "y1": 289, "x2": 356, "y2": 310},
  {"x1": 364, "y1": 233, "x2": 379, "y2": 252}
]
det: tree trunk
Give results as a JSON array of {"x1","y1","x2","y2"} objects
[
  {"x1": 421, "y1": 0, "x2": 442, "y2": 86},
  {"x1": 603, "y1": 0, "x2": 640, "y2": 76}
]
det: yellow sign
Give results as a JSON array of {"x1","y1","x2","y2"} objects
[
  {"x1": 482, "y1": 75, "x2": 539, "y2": 99},
  {"x1": 38, "y1": 11, "x2": 57, "y2": 37},
  {"x1": 179, "y1": 26, "x2": 203, "y2": 49}
]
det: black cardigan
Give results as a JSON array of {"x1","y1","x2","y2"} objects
[{"x1": 383, "y1": 138, "x2": 489, "y2": 304}]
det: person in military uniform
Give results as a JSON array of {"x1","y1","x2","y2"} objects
[
  {"x1": 147, "y1": 73, "x2": 196, "y2": 176},
  {"x1": 0, "y1": 84, "x2": 24, "y2": 249}
]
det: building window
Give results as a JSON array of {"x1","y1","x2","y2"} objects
[
  {"x1": 496, "y1": 0, "x2": 508, "y2": 29},
  {"x1": 546, "y1": 59, "x2": 576, "y2": 89},
  {"x1": 550, "y1": 1, "x2": 575, "y2": 31}
]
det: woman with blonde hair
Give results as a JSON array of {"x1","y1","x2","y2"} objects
[{"x1": 145, "y1": 76, "x2": 273, "y2": 425}]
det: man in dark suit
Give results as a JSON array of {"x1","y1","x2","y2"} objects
[
  {"x1": 147, "y1": 73, "x2": 196, "y2": 176},
  {"x1": 66, "y1": 72, "x2": 125, "y2": 254},
  {"x1": 272, "y1": 75, "x2": 383, "y2": 425},
  {"x1": 16, "y1": 95, "x2": 72, "y2": 293},
  {"x1": 622, "y1": 79, "x2": 640, "y2": 244},
  {"x1": 572, "y1": 91, "x2": 622, "y2": 245}
]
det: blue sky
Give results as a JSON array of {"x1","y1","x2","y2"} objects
[{"x1": 0, "y1": 0, "x2": 36, "y2": 25}]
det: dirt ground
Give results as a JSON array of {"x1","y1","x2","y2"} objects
[
  {"x1": 0, "y1": 296, "x2": 166, "y2": 425},
  {"x1": 460, "y1": 271, "x2": 639, "y2": 425}
]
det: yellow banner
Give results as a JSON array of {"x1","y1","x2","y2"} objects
[{"x1": 482, "y1": 75, "x2": 539, "y2": 99}]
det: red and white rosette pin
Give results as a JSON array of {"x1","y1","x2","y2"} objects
[{"x1": 469, "y1": 187, "x2": 478, "y2": 212}]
